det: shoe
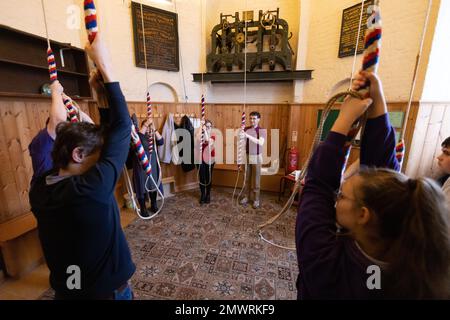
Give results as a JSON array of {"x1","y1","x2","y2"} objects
[
  {"x1": 205, "y1": 193, "x2": 211, "y2": 204},
  {"x1": 240, "y1": 197, "x2": 248, "y2": 206},
  {"x1": 199, "y1": 194, "x2": 206, "y2": 204},
  {"x1": 150, "y1": 205, "x2": 158, "y2": 213},
  {"x1": 140, "y1": 208, "x2": 150, "y2": 218},
  {"x1": 252, "y1": 200, "x2": 260, "y2": 209}
]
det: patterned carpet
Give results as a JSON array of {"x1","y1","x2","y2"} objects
[{"x1": 40, "y1": 187, "x2": 298, "y2": 300}]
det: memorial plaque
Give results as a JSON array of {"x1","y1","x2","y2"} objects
[
  {"x1": 338, "y1": 0, "x2": 374, "y2": 58},
  {"x1": 131, "y1": 2, "x2": 179, "y2": 71}
]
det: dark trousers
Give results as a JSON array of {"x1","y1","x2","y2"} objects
[
  {"x1": 138, "y1": 191, "x2": 157, "y2": 211},
  {"x1": 198, "y1": 162, "x2": 214, "y2": 198}
]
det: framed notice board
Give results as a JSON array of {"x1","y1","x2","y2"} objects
[
  {"x1": 338, "y1": 0, "x2": 375, "y2": 58},
  {"x1": 131, "y1": 2, "x2": 179, "y2": 71},
  {"x1": 317, "y1": 109, "x2": 405, "y2": 144}
]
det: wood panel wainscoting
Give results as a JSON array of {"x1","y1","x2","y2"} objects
[
  {"x1": 0, "y1": 95, "x2": 90, "y2": 278},
  {"x1": 406, "y1": 101, "x2": 450, "y2": 178},
  {"x1": 288, "y1": 102, "x2": 420, "y2": 170}
]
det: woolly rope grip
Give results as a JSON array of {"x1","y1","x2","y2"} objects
[
  {"x1": 358, "y1": 4, "x2": 382, "y2": 98},
  {"x1": 48, "y1": 46, "x2": 78, "y2": 122},
  {"x1": 237, "y1": 112, "x2": 246, "y2": 167},
  {"x1": 200, "y1": 95, "x2": 205, "y2": 155},
  {"x1": 131, "y1": 124, "x2": 152, "y2": 176},
  {"x1": 63, "y1": 96, "x2": 79, "y2": 123},
  {"x1": 396, "y1": 139, "x2": 405, "y2": 163},
  {"x1": 47, "y1": 48, "x2": 58, "y2": 82},
  {"x1": 147, "y1": 92, "x2": 154, "y2": 158},
  {"x1": 84, "y1": 0, "x2": 98, "y2": 43},
  {"x1": 345, "y1": 4, "x2": 382, "y2": 145}
]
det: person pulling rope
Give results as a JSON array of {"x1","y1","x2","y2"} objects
[{"x1": 257, "y1": 0, "x2": 382, "y2": 250}]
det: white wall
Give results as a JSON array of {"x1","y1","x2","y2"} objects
[
  {"x1": 421, "y1": 0, "x2": 450, "y2": 102},
  {"x1": 295, "y1": 0, "x2": 431, "y2": 103},
  {"x1": 0, "y1": 0, "x2": 83, "y2": 47},
  {"x1": 75, "y1": 0, "x2": 300, "y2": 103},
  {"x1": 0, "y1": 0, "x2": 440, "y2": 105}
]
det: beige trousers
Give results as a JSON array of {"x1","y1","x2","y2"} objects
[{"x1": 243, "y1": 154, "x2": 262, "y2": 202}]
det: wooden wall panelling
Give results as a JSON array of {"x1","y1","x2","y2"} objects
[
  {"x1": 289, "y1": 102, "x2": 419, "y2": 173},
  {"x1": 0, "y1": 98, "x2": 90, "y2": 224},
  {"x1": 407, "y1": 102, "x2": 450, "y2": 178}
]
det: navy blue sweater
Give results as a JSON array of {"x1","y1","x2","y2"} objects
[
  {"x1": 29, "y1": 82, "x2": 135, "y2": 298},
  {"x1": 296, "y1": 113, "x2": 399, "y2": 299}
]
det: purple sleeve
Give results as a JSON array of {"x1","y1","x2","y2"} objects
[
  {"x1": 156, "y1": 137, "x2": 164, "y2": 146},
  {"x1": 296, "y1": 132, "x2": 347, "y2": 260},
  {"x1": 295, "y1": 132, "x2": 350, "y2": 297},
  {"x1": 360, "y1": 113, "x2": 400, "y2": 171},
  {"x1": 29, "y1": 129, "x2": 55, "y2": 183}
]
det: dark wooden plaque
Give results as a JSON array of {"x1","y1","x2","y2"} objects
[
  {"x1": 338, "y1": 0, "x2": 374, "y2": 58},
  {"x1": 131, "y1": 2, "x2": 179, "y2": 71}
]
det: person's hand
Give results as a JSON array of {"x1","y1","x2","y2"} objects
[
  {"x1": 50, "y1": 80, "x2": 64, "y2": 96},
  {"x1": 352, "y1": 71, "x2": 382, "y2": 99},
  {"x1": 89, "y1": 70, "x2": 106, "y2": 94},
  {"x1": 149, "y1": 120, "x2": 155, "y2": 132},
  {"x1": 85, "y1": 33, "x2": 115, "y2": 83},
  {"x1": 352, "y1": 70, "x2": 387, "y2": 118},
  {"x1": 332, "y1": 96, "x2": 373, "y2": 135},
  {"x1": 89, "y1": 70, "x2": 108, "y2": 106},
  {"x1": 239, "y1": 130, "x2": 247, "y2": 140}
]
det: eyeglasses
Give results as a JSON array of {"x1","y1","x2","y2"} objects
[{"x1": 335, "y1": 190, "x2": 358, "y2": 203}]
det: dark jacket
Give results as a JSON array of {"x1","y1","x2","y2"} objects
[
  {"x1": 176, "y1": 115, "x2": 195, "y2": 172},
  {"x1": 29, "y1": 82, "x2": 135, "y2": 299}
]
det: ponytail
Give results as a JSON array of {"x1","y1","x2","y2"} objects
[{"x1": 357, "y1": 169, "x2": 450, "y2": 299}]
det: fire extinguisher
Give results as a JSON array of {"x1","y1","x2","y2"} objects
[{"x1": 287, "y1": 146, "x2": 299, "y2": 174}]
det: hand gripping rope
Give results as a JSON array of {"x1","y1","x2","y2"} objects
[{"x1": 257, "y1": 0, "x2": 382, "y2": 250}]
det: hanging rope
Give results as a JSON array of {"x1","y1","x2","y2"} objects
[
  {"x1": 257, "y1": 1, "x2": 382, "y2": 250},
  {"x1": 232, "y1": 8, "x2": 248, "y2": 207},
  {"x1": 41, "y1": 0, "x2": 78, "y2": 123},
  {"x1": 349, "y1": 0, "x2": 366, "y2": 90},
  {"x1": 197, "y1": 95, "x2": 213, "y2": 188},
  {"x1": 139, "y1": 2, "x2": 164, "y2": 219},
  {"x1": 196, "y1": 1, "x2": 213, "y2": 190},
  {"x1": 395, "y1": 0, "x2": 433, "y2": 170}
]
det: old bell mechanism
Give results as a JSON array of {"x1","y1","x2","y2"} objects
[{"x1": 206, "y1": 8, "x2": 294, "y2": 72}]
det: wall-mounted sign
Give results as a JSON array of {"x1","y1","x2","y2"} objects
[{"x1": 131, "y1": 2, "x2": 179, "y2": 71}]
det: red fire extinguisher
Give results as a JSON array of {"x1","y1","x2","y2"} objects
[{"x1": 287, "y1": 146, "x2": 299, "y2": 174}]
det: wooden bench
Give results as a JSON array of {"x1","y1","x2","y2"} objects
[
  {"x1": 0, "y1": 213, "x2": 44, "y2": 279},
  {"x1": 213, "y1": 163, "x2": 285, "y2": 192}
]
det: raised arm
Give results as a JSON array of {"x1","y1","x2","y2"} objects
[
  {"x1": 296, "y1": 96, "x2": 373, "y2": 261},
  {"x1": 352, "y1": 71, "x2": 399, "y2": 170},
  {"x1": 75, "y1": 34, "x2": 131, "y2": 199},
  {"x1": 47, "y1": 81, "x2": 66, "y2": 139}
]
